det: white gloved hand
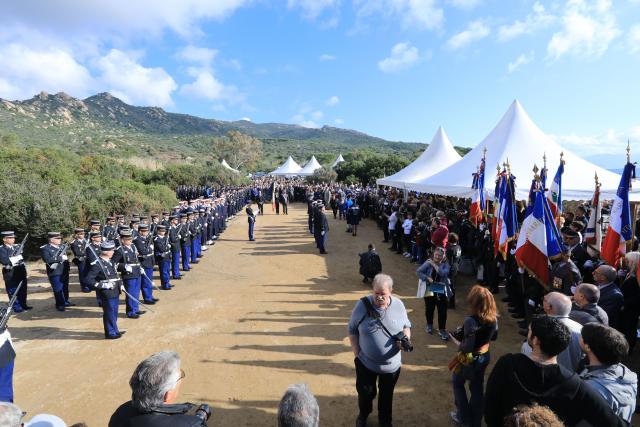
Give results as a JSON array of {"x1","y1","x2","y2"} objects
[
  {"x1": 61, "y1": 255, "x2": 68, "y2": 261},
  {"x1": 125, "y1": 265, "x2": 133, "y2": 273},
  {"x1": 9, "y1": 255, "x2": 23, "y2": 266}
]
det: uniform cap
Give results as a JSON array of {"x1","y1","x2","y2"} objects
[
  {"x1": 162, "y1": 211, "x2": 170, "y2": 216},
  {"x1": 138, "y1": 224, "x2": 149, "y2": 230},
  {"x1": 116, "y1": 214, "x2": 124, "y2": 219},
  {"x1": 74, "y1": 228, "x2": 85, "y2": 233},
  {"x1": 119, "y1": 230, "x2": 133, "y2": 238},
  {"x1": 156, "y1": 225, "x2": 167, "y2": 231},
  {"x1": 139, "y1": 215, "x2": 148, "y2": 220},
  {"x1": 169, "y1": 214, "x2": 178, "y2": 220},
  {"x1": 100, "y1": 240, "x2": 116, "y2": 251},
  {"x1": 89, "y1": 231, "x2": 102, "y2": 239},
  {"x1": 106, "y1": 216, "x2": 115, "y2": 221},
  {"x1": 89, "y1": 219, "x2": 100, "y2": 226},
  {"x1": 1, "y1": 231, "x2": 15, "y2": 238},
  {"x1": 130, "y1": 219, "x2": 140, "y2": 224},
  {"x1": 48, "y1": 232, "x2": 62, "y2": 238},
  {"x1": 179, "y1": 213, "x2": 187, "y2": 218},
  {"x1": 150, "y1": 214, "x2": 159, "y2": 218}
]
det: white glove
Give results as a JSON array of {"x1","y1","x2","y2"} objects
[
  {"x1": 9, "y1": 255, "x2": 23, "y2": 266},
  {"x1": 120, "y1": 285, "x2": 126, "y2": 292},
  {"x1": 61, "y1": 255, "x2": 68, "y2": 261},
  {"x1": 321, "y1": 231, "x2": 325, "y2": 236},
  {"x1": 99, "y1": 281, "x2": 114, "y2": 290},
  {"x1": 125, "y1": 265, "x2": 133, "y2": 273}
]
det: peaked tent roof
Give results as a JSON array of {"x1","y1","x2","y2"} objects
[
  {"x1": 220, "y1": 159, "x2": 240, "y2": 174},
  {"x1": 409, "y1": 100, "x2": 635, "y2": 201},
  {"x1": 377, "y1": 126, "x2": 461, "y2": 188},
  {"x1": 270, "y1": 156, "x2": 302, "y2": 176},
  {"x1": 331, "y1": 154, "x2": 345, "y2": 168},
  {"x1": 298, "y1": 156, "x2": 323, "y2": 176}
]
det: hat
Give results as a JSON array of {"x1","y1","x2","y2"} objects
[
  {"x1": 169, "y1": 214, "x2": 178, "y2": 220},
  {"x1": 151, "y1": 214, "x2": 159, "y2": 218},
  {"x1": 89, "y1": 231, "x2": 102, "y2": 239},
  {"x1": 106, "y1": 216, "x2": 115, "y2": 221},
  {"x1": 162, "y1": 211, "x2": 170, "y2": 216},
  {"x1": 116, "y1": 214, "x2": 124, "y2": 219},
  {"x1": 119, "y1": 230, "x2": 133, "y2": 238},
  {"x1": 130, "y1": 219, "x2": 140, "y2": 224},
  {"x1": 74, "y1": 228, "x2": 85, "y2": 234},
  {"x1": 138, "y1": 224, "x2": 149, "y2": 230},
  {"x1": 89, "y1": 219, "x2": 100, "y2": 226},
  {"x1": 156, "y1": 225, "x2": 167, "y2": 231},
  {"x1": 47, "y1": 232, "x2": 62, "y2": 239},
  {"x1": 139, "y1": 215, "x2": 148, "y2": 220},
  {"x1": 23, "y1": 413, "x2": 67, "y2": 427},
  {"x1": 179, "y1": 213, "x2": 187, "y2": 218},
  {"x1": 1, "y1": 231, "x2": 15, "y2": 238},
  {"x1": 199, "y1": 209, "x2": 205, "y2": 213},
  {"x1": 100, "y1": 240, "x2": 116, "y2": 251}
]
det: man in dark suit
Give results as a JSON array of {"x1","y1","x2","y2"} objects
[
  {"x1": 41, "y1": 231, "x2": 73, "y2": 311},
  {"x1": 594, "y1": 265, "x2": 624, "y2": 330}
]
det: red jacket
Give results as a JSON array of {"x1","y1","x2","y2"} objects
[{"x1": 431, "y1": 225, "x2": 449, "y2": 248}]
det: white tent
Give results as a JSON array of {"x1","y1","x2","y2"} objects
[
  {"x1": 270, "y1": 156, "x2": 302, "y2": 176},
  {"x1": 410, "y1": 100, "x2": 634, "y2": 201},
  {"x1": 331, "y1": 154, "x2": 345, "y2": 168},
  {"x1": 377, "y1": 126, "x2": 461, "y2": 188},
  {"x1": 298, "y1": 156, "x2": 323, "y2": 176},
  {"x1": 220, "y1": 159, "x2": 240, "y2": 174}
]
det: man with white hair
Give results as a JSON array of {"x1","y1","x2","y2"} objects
[
  {"x1": 348, "y1": 274, "x2": 412, "y2": 427},
  {"x1": 277, "y1": 384, "x2": 319, "y2": 427},
  {"x1": 594, "y1": 265, "x2": 624, "y2": 329},
  {"x1": 522, "y1": 292, "x2": 583, "y2": 372},
  {"x1": 570, "y1": 283, "x2": 609, "y2": 326},
  {"x1": 109, "y1": 351, "x2": 209, "y2": 426}
]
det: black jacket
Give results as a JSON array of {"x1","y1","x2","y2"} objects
[
  {"x1": 485, "y1": 353, "x2": 626, "y2": 427},
  {"x1": 133, "y1": 235, "x2": 155, "y2": 269},
  {"x1": 84, "y1": 258, "x2": 122, "y2": 299},
  {"x1": 109, "y1": 401, "x2": 207, "y2": 427},
  {"x1": 41, "y1": 243, "x2": 69, "y2": 277},
  {"x1": 112, "y1": 245, "x2": 141, "y2": 279}
]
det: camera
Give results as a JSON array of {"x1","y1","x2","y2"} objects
[
  {"x1": 451, "y1": 326, "x2": 465, "y2": 342},
  {"x1": 394, "y1": 332, "x2": 414, "y2": 352},
  {"x1": 195, "y1": 404, "x2": 212, "y2": 421}
]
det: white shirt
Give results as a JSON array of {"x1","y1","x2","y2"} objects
[
  {"x1": 402, "y1": 219, "x2": 413, "y2": 235},
  {"x1": 388, "y1": 212, "x2": 397, "y2": 230}
]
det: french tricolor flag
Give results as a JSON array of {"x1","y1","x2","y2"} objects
[
  {"x1": 498, "y1": 173, "x2": 518, "y2": 260},
  {"x1": 469, "y1": 159, "x2": 485, "y2": 227},
  {"x1": 602, "y1": 162, "x2": 635, "y2": 266},
  {"x1": 515, "y1": 187, "x2": 560, "y2": 287},
  {"x1": 546, "y1": 160, "x2": 564, "y2": 219}
]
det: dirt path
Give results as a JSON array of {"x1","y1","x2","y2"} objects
[{"x1": 13, "y1": 203, "x2": 522, "y2": 426}]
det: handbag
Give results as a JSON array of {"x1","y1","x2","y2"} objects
[{"x1": 416, "y1": 279, "x2": 427, "y2": 298}]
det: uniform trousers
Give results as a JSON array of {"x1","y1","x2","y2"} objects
[
  {"x1": 181, "y1": 246, "x2": 191, "y2": 270},
  {"x1": 249, "y1": 222, "x2": 255, "y2": 240},
  {"x1": 123, "y1": 277, "x2": 141, "y2": 317},
  {"x1": 0, "y1": 359, "x2": 14, "y2": 402},
  {"x1": 77, "y1": 262, "x2": 91, "y2": 292},
  {"x1": 99, "y1": 294, "x2": 120, "y2": 337},
  {"x1": 171, "y1": 250, "x2": 181, "y2": 279},
  {"x1": 158, "y1": 259, "x2": 171, "y2": 289},
  {"x1": 191, "y1": 239, "x2": 199, "y2": 262},
  {"x1": 141, "y1": 267, "x2": 154, "y2": 302},
  {"x1": 48, "y1": 275, "x2": 67, "y2": 309}
]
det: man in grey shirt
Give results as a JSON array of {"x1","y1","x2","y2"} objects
[
  {"x1": 348, "y1": 274, "x2": 411, "y2": 427},
  {"x1": 522, "y1": 292, "x2": 583, "y2": 372}
]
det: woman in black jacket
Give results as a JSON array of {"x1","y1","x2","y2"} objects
[
  {"x1": 448, "y1": 285, "x2": 498, "y2": 427},
  {"x1": 621, "y1": 252, "x2": 640, "y2": 354}
]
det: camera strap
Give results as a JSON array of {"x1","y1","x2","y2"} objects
[{"x1": 358, "y1": 296, "x2": 395, "y2": 339}]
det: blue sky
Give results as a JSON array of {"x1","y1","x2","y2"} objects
[{"x1": 0, "y1": 0, "x2": 639, "y2": 163}]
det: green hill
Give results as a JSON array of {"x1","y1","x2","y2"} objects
[{"x1": 0, "y1": 91, "x2": 469, "y2": 170}]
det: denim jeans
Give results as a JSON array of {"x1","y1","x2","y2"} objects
[{"x1": 452, "y1": 352, "x2": 490, "y2": 427}]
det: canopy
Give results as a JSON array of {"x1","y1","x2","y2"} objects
[
  {"x1": 220, "y1": 159, "x2": 240, "y2": 174},
  {"x1": 377, "y1": 126, "x2": 461, "y2": 188},
  {"x1": 270, "y1": 156, "x2": 302, "y2": 176},
  {"x1": 409, "y1": 100, "x2": 636, "y2": 201},
  {"x1": 331, "y1": 154, "x2": 345, "y2": 168},
  {"x1": 298, "y1": 156, "x2": 323, "y2": 176}
]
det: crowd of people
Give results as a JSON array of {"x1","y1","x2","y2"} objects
[{"x1": 2, "y1": 177, "x2": 640, "y2": 426}]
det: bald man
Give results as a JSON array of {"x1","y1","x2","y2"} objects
[
  {"x1": 594, "y1": 265, "x2": 624, "y2": 329},
  {"x1": 522, "y1": 292, "x2": 583, "y2": 372}
]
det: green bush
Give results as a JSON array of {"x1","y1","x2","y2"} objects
[{"x1": 335, "y1": 151, "x2": 411, "y2": 184}]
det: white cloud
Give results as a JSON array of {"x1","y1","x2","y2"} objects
[
  {"x1": 497, "y1": 2, "x2": 555, "y2": 42},
  {"x1": 508, "y1": 51, "x2": 534, "y2": 73},
  {"x1": 446, "y1": 0, "x2": 482, "y2": 10},
  {"x1": 326, "y1": 95, "x2": 340, "y2": 106},
  {"x1": 334, "y1": 118, "x2": 344, "y2": 125},
  {"x1": 378, "y1": 42, "x2": 420, "y2": 72},
  {"x1": 240, "y1": 117, "x2": 251, "y2": 121},
  {"x1": 177, "y1": 45, "x2": 218, "y2": 66},
  {"x1": 319, "y1": 54, "x2": 337, "y2": 61},
  {"x1": 354, "y1": 0, "x2": 444, "y2": 32},
  {"x1": 0, "y1": 43, "x2": 94, "y2": 100},
  {"x1": 0, "y1": 0, "x2": 250, "y2": 39},
  {"x1": 311, "y1": 110, "x2": 324, "y2": 121},
  {"x1": 547, "y1": 0, "x2": 620, "y2": 59},
  {"x1": 550, "y1": 126, "x2": 640, "y2": 158},
  {"x1": 628, "y1": 24, "x2": 640, "y2": 54},
  {"x1": 96, "y1": 49, "x2": 177, "y2": 107},
  {"x1": 292, "y1": 106, "x2": 324, "y2": 128},
  {"x1": 446, "y1": 20, "x2": 490, "y2": 50},
  {"x1": 287, "y1": 0, "x2": 339, "y2": 20}
]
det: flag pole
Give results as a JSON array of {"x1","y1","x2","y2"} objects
[{"x1": 628, "y1": 141, "x2": 637, "y2": 253}]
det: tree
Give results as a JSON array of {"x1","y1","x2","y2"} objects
[
  {"x1": 211, "y1": 130, "x2": 263, "y2": 171},
  {"x1": 306, "y1": 167, "x2": 337, "y2": 184}
]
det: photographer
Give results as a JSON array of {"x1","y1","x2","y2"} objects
[
  {"x1": 447, "y1": 286, "x2": 498, "y2": 427},
  {"x1": 109, "y1": 351, "x2": 210, "y2": 427},
  {"x1": 416, "y1": 247, "x2": 452, "y2": 341},
  {"x1": 347, "y1": 274, "x2": 411, "y2": 427}
]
